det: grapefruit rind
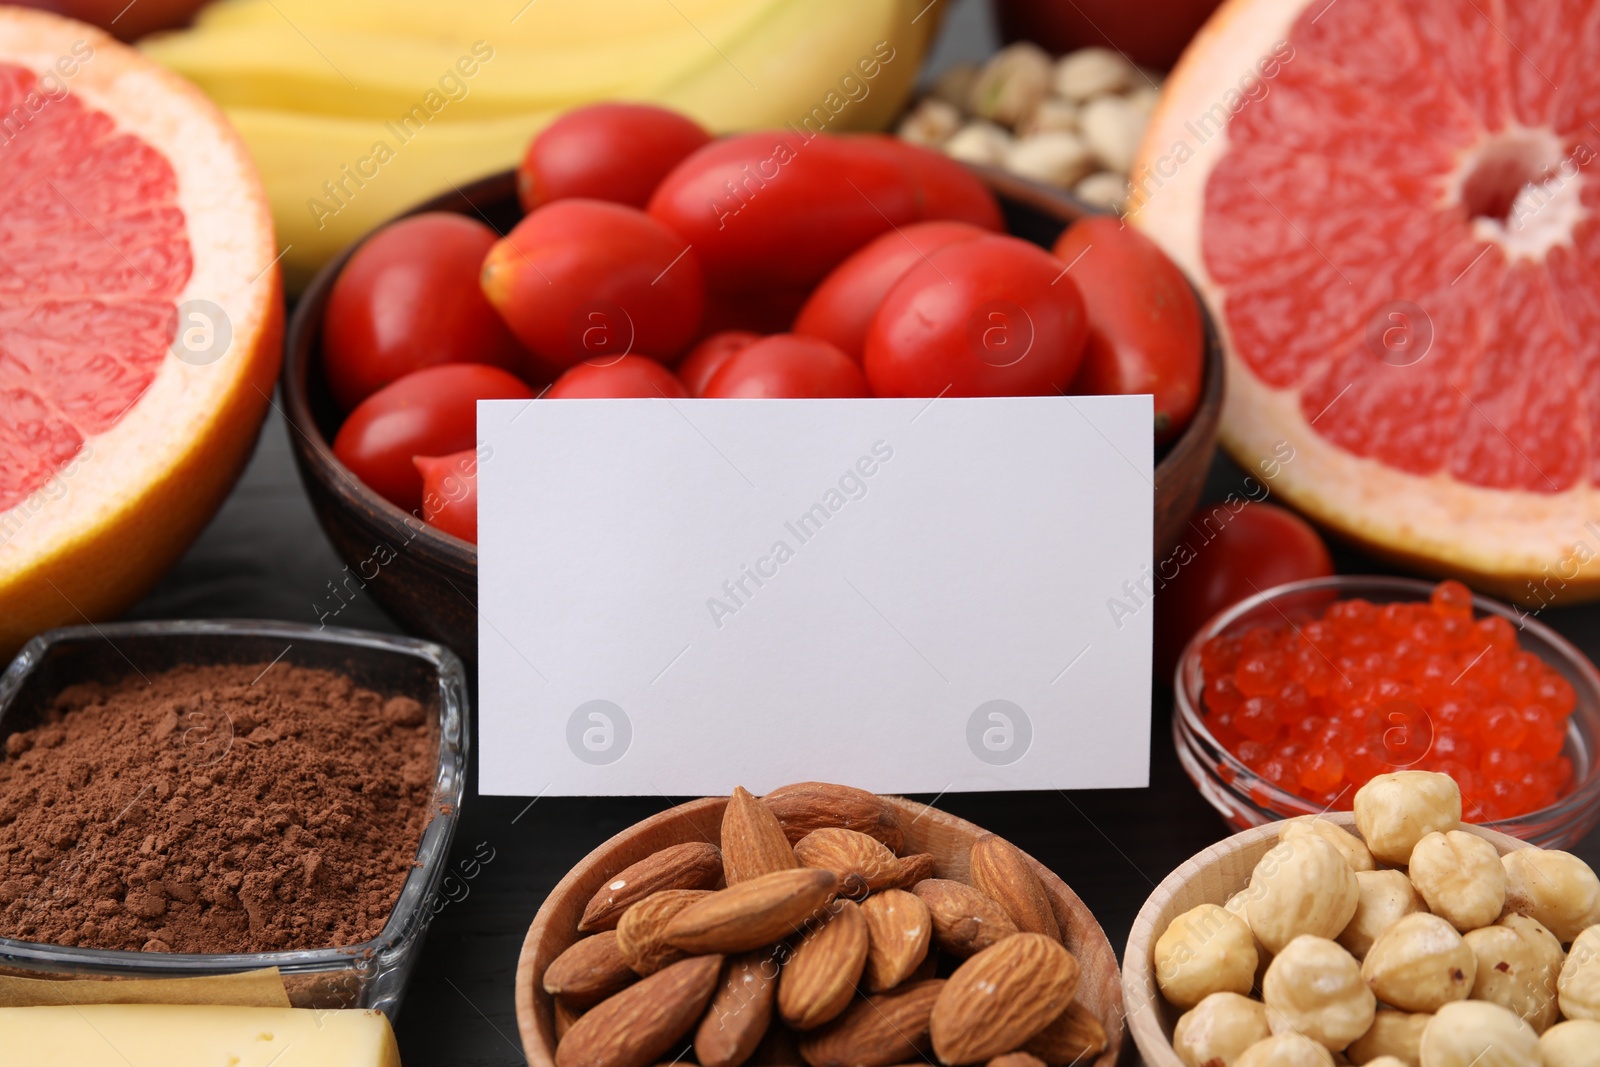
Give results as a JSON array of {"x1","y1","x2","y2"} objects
[
  {"x1": 0, "y1": 9, "x2": 282, "y2": 655},
  {"x1": 1129, "y1": 0, "x2": 1600, "y2": 604}
]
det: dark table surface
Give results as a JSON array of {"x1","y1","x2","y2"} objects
[{"x1": 125, "y1": 404, "x2": 1600, "y2": 1067}]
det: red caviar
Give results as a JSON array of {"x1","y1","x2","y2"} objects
[{"x1": 1198, "y1": 580, "x2": 1576, "y2": 822}]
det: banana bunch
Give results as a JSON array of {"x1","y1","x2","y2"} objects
[{"x1": 142, "y1": 0, "x2": 936, "y2": 288}]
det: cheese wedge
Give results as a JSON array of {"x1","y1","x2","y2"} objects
[{"x1": 0, "y1": 1005, "x2": 402, "y2": 1066}]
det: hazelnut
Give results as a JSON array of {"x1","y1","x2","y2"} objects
[
  {"x1": 1246, "y1": 835, "x2": 1361, "y2": 955},
  {"x1": 1263, "y1": 936, "x2": 1375, "y2": 1050},
  {"x1": 896, "y1": 98, "x2": 962, "y2": 147},
  {"x1": 1502, "y1": 849, "x2": 1600, "y2": 943},
  {"x1": 1281, "y1": 817, "x2": 1376, "y2": 873},
  {"x1": 968, "y1": 42, "x2": 1054, "y2": 126},
  {"x1": 1078, "y1": 94, "x2": 1148, "y2": 173},
  {"x1": 1236, "y1": 1033, "x2": 1336, "y2": 1067},
  {"x1": 1361, "y1": 913, "x2": 1476, "y2": 1013},
  {"x1": 1174, "y1": 992, "x2": 1272, "y2": 1067},
  {"x1": 1539, "y1": 1019, "x2": 1600, "y2": 1067},
  {"x1": 1558, "y1": 924, "x2": 1600, "y2": 1020},
  {"x1": 1004, "y1": 131, "x2": 1096, "y2": 189},
  {"x1": 1463, "y1": 914, "x2": 1563, "y2": 1032},
  {"x1": 1353, "y1": 772, "x2": 1461, "y2": 866},
  {"x1": 1348, "y1": 1010, "x2": 1430, "y2": 1066},
  {"x1": 942, "y1": 121, "x2": 1012, "y2": 166},
  {"x1": 1156, "y1": 903, "x2": 1260, "y2": 1008},
  {"x1": 1408, "y1": 831, "x2": 1506, "y2": 932},
  {"x1": 1339, "y1": 869, "x2": 1425, "y2": 960},
  {"x1": 1418, "y1": 1000, "x2": 1539, "y2": 1067}
]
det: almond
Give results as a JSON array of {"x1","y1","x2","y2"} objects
[
  {"x1": 764, "y1": 781, "x2": 905, "y2": 853},
  {"x1": 779, "y1": 899, "x2": 870, "y2": 1030},
  {"x1": 860, "y1": 889, "x2": 932, "y2": 992},
  {"x1": 696, "y1": 950, "x2": 779, "y2": 1067},
  {"x1": 798, "y1": 978, "x2": 946, "y2": 1067},
  {"x1": 553, "y1": 999, "x2": 583, "y2": 1042},
  {"x1": 1023, "y1": 1001, "x2": 1107, "y2": 1065},
  {"x1": 723, "y1": 785, "x2": 799, "y2": 885},
  {"x1": 891, "y1": 852, "x2": 938, "y2": 888},
  {"x1": 616, "y1": 889, "x2": 712, "y2": 975},
  {"x1": 556, "y1": 953, "x2": 724, "y2": 1067},
  {"x1": 988, "y1": 1054, "x2": 1049, "y2": 1067},
  {"x1": 794, "y1": 827, "x2": 900, "y2": 897},
  {"x1": 930, "y1": 934, "x2": 1081, "y2": 1064},
  {"x1": 543, "y1": 930, "x2": 638, "y2": 1009},
  {"x1": 969, "y1": 835, "x2": 1062, "y2": 942},
  {"x1": 666, "y1": 868, "x2": 838, "y2": 954},
  {"x1": 750, "y1": 1021, "x2": 806, "y2": 1065},
  {"x1": 579, "y1": 841, "x2": 724, "y2": 932},
  {"x1": 912, "y1": 878, "x2": 1019, "y2": 958}
]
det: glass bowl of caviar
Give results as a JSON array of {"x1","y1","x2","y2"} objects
[{"x1": 1174, "y1": 575, "x2": 1600, "y2": 849}]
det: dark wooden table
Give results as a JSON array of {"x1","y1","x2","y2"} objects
[{"x1": 126, "y1": 406, "x2": 1600, "y2": 1066}]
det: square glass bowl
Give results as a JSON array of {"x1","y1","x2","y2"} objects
[
  {"x1": 0, "y1": 619, "x2": 467, "y2": 1016},
  {"x1": 1173, "y1": 575, "x2": 1600, "y2": 848}
]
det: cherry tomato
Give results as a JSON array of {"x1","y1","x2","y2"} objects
[
  {"x1": 677, "y1": 331, "x2": 758, "y2": 396},
  {"x1": 864, "y1": 235, "x2": 1089, "y2": 397},
  {"x1": 849, "y1": 135, "x2": 1005, "y2": 232},
  {"x1": 648, "y1": 131, "x2": 921, "y2": 295},
  {"x1": 1053, "y1": 217, "x2": 1205, "y2": 444},
  {"x1": 516, "y1": 103, "x2": 712, "y2": 214},
  {"x1": 415, "y1": 449, "x2": 480, "y2": 544},
  {"x1": 546, "y1": 355, "x2": 689, "y2": 398},
  {"x1": 794, "y1": 221, "x2": 988, "y2": 362},
  {"x1": 322, "y1": 213, "x2": 531, "y2": 413},
  {"x1": 703, "y1": 334, "x2": 868, "y2": 398},
  {"x1": 333, "y1": 363, "x2": 533, "y2": 513},
  {"x1": 481, "y1": 199, "x2": 704, "y2": 373},
  {"x1": 1154, "y1": 501, "x2": 1335, "y2": 680}
]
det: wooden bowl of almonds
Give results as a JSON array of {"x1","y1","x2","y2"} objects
[
  {"x1": 1123, "y1": 770, "x2": 1600, "y2": 1067},
  {"x1": 514, "y1": 782, "x2": 1123, "y2": 1067}
]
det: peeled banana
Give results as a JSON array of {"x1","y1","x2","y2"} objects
[{"x1": 142, "y1": 0, "x2": 934, "y2": 288}]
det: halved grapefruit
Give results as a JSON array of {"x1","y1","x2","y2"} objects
[
  {"x1": 1131, "y1": 0, "x2": 1600, "y2": 603},
  {"x1": 0, "y1": 9, "x2": 281, "y2": 656}
]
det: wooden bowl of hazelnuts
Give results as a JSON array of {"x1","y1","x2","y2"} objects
[
  {"x1": 1123, "y1": 770, "x2": 1600, "y2": 1067},
  {"x1": 514, "y1": 782, "x2": 1124, "y2": 1067}
]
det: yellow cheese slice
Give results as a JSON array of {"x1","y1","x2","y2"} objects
[{"x1": 0, "y1": 1004, "x2": 402, "y2": 1066}]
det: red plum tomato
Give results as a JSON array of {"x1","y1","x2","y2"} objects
[
  {"x1": 546, "y1": 355, "x2": 690, "y2": 398},
  {"x1": 703, "y1": 334, "x2": 868, "y2": 398},
  {"x1": 677, "y1": 330, "x2": 758, "y2": 396},
  {"x1": 864, "y1": 235, "x2": 1088, "y2": 396},
  {"x1": 415, "y1": 449, "x2": 480, "y2": 544},
  {"x1": 647, "y1": 131, "x2": 922, "y2": 294},
  {"x1": 480, "y1": 199, "x2": 704, "y2": 373},
  {"x1": 333, "y1": 363, "x2": 533, "y2": 513},
  {"x1": 1153, "y1": 501, "x2": 1334, "y2": 680},
  {"x1": 794, "y1": 220, "x2": 988, "y2": 361},
  {"x1": 1053, "y1": 217, "x2": 1204, "y2": 444},
  {"x1": 516, "y1": 102, "x2": 712, "y2": 213},
  {"x1": 849, "y1": 134, "x2": 1005, "y2": 231},
  {"x1": 322, "y1": 213, "x2": 531, "y2": 413}
]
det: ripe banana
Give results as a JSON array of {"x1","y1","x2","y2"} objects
[{"x1": 145, "y1": 0, "x2": 932, "y2": 287}]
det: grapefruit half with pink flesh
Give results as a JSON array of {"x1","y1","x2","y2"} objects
[
  {"x1": 0, "y1": 8, "x2": 281, "y2": 656},
  {"x1": 1131, "y1": 0, "x2": 1600, "y2": 604}
]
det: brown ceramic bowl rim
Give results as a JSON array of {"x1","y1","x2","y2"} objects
[
  {"x1": 514, "y1": 792, "x2": 1126, "y2": 1067},
  {"x1": 282, "y1": 166, "x2": 1224, "y2": 577}
]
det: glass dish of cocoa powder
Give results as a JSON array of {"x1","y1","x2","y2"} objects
[{"x1": 0, "y1": 620, "x2": 466, "y2": 1016}]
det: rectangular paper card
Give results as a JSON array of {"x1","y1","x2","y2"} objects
[{"x1": 477, "y1": 395, "x2": 1152, "y2": 797}]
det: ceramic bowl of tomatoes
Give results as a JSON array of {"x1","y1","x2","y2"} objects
[{"x1": 281, "y1": 106, "x2": 1222, "y2": 659}]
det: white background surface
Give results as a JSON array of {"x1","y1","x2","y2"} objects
[{"x1": 477, "y1": 395, "x2": 1153, "y2": 796}]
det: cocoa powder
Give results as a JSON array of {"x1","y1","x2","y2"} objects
[{"x1": 0, "y1": 662, "x2": 437, "y2": 953}]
